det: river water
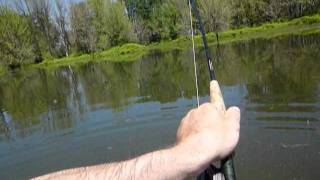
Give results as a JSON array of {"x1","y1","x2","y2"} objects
[{"x1": 0, "y1": 35, "x2": 319, "y2": 180}]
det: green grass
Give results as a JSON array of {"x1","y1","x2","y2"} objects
[
  {"x1": 290, "y1": 13, "x2": 320, "y2": 25},
  {"x1": 36, "y1": 43, "x2": 147, "y2": 68},
  {"x1": 152, "y1": 14, "x2": 320, "y2": 51},
  {"x1": 100, "y1": 43, "x2": 147, "y2": 62},
  {"x1": 214, "y1": 14, "x2": 320, "y2": 43},
  {"x1": 27, "y1": 13, "x2": 320, "y2": 69}
]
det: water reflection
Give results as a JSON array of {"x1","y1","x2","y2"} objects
[{"x1": 0, "y1": 34, "x2": 319, "y2": 179}]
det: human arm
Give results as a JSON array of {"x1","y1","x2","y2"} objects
[{"x1": 34, "y1": 101, "x2": 240, "y2": 180}]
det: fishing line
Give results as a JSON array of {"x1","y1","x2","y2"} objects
[
  {"x1": 188, "y1": 0, "x2": 237, "y2": 180},
  {"x1": 188, "y1": 0, "x2": 200, "y2": 107}
]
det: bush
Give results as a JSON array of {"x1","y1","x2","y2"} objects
[
  {"x1": 149, "y1": 2, "x2": 180, "y2": 40},
  {"x1": 104, "y1": 1, "x2": 137, "y2": 46},
  {"x1": 0, "y1": 7, "x2": 34, "y2": 67},
  {"x1": 231, "y1": 0, "x2": 320, "y2": 28}
]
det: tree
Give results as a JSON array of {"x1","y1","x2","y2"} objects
[
  {"x1": 0, "y1": 7, "x2": 33, "y2": 67},
  {"x1": 0, "y1": 0, "x2": 319, "y2": 67},
  {"x1": 231, "y1": 0, "x2": 320, "y2": 28},
  {"x1": 54, "y1": 0, "x2": 71, "y2": 57},
  {"x1": 13, "y1": 0, "x2": 43, "y2": 62},
  {"x1": 124, "y1": 0, "x2": 162, "y2": 20},
  {"x1": 123, "y1": 0, "x2": 163, "y2": 43},
  {"x1": 69, "y1": 0, "x2": 136, "y2": 53},
  {"x1": 169, "y1": 0, "x2": 189, "y2": 36},
  {"x1": 103, "y1": 1, "x2": 137, "y2": 46},
  {"x1": 149, "y1": 1, "x2": 181, "y2": 40},
  {"x1": 25, "y1": 0, "x2": 58, "y2": 58},
  {"x1": 88, "y1": 0, "x2": 108, "y2": 50},
  {"x1": 199, "y1": 0, "x2": 232, "y2": 40},
  {"x1": 70, "y1": 2, "x2": 95, "y2": 54}
]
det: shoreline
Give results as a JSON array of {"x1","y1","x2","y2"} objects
[{"x1": 2, "y1": 14, "x2": 320, "y2": 72}]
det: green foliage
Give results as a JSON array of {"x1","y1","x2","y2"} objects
[
  {"x1": 231, "y1": 0, "x2": 320, "y2": 27},
  {"x1": 2, "y1": 34, "x2": 319, "y2": 130},
  {"x1": 124, "y1": 0, "x2": 163, "y2": 20},
  {"x1": 38, "y1": 14, "x2": 320, "y2": 69},
  {"x1": 38, "y1": 43, "x2": 147, "y2": 67},
  {"x1": 101, "y1": 43, "x2": 147, "y2": 61},
  {"x1": 149, "y1": 2, "x2": 180, "y2": 40},
  {"x1": 70, "y1": 2, "x2": 94, "y2": 54},
  {"x1": 0, "y1": 66, "x2": 5, "y2": 77},
  {"x1": 0, "y1": 7, "x2": 33, "y2": 67},
  {"x1": 290, "y1": 14, "x2": 320, "y2": 25},
  {"x1": 199, "y1": 0, "x2": 232, "y2": 32},
  {"x1": 70, "y1": 0, "x2": 136, "y2": 53},
  {"x1": 0, "y1": 0, "x2": 319, "y2": 70},
  {"x1": 168, "y1": 0, "x2": 189, "y2": 35},
  {"x1": 103, "y1": 1, "x2": 137, "y2": 47},
  {"x1": 89, "y1": 0, "x2": 108, "y2": 50},
  {"x1": 23, "y1": 0, "x2": 59, "y2": 61},
  {"x1": 125, "y1": 0, "x2": 183, "y2": 42}
]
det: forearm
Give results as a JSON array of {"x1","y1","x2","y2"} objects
[
  {"x1": 34, "y1": 146, "x2": 196, "y2": 180},
  {"x1": 34, "y1": 103, "x2": 241, "y2": 180}
]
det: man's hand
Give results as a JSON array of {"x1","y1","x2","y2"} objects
[
  {"x1": 35, "y1": 103, "x2": 241, "y2": 180},
  {"x1": 175, "y1": 103, "x2": 241, "y2": 175}
]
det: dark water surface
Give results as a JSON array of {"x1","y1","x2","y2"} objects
[{"x1": 0, "y1": 35, "x2": 320, "y2": 180}]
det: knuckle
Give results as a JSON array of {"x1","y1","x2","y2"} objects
[
  {"x1": 201, "y1": 103, "x2": 214, "y2": 111},
  {"x1": 186, "y1": 109, "x2": 195, "y2": 118}
]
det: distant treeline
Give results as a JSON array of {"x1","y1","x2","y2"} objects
[{"x1": 0, "y1": 0, "x2": 319, "y2": 68}]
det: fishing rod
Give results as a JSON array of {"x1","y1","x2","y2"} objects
[{"x1": 188, "y1": 0, "x2": 237, "y2": 180}]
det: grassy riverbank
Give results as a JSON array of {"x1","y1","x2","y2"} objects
[
  {"x1": 153, "y1": 14, "x2": 320, "y2": 51},
  {"x1": 38, "y1": 43, "x2": 147, "y2": 68},
  {"x1": 22, "y1": 14, "x2": 320, "y2": 68}
]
